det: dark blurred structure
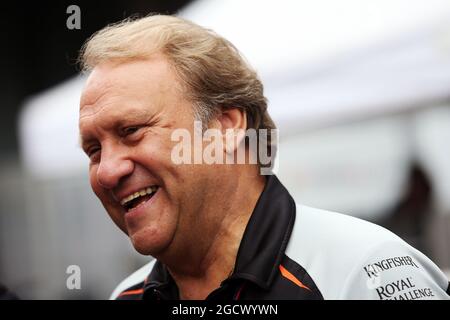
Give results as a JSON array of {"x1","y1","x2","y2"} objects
[
  {"x1": 381, "y1": 163, "x2": 433, "y2": 252},
  {"x1": 0, "y1": 283, "x2": 19, "y2": 300}
]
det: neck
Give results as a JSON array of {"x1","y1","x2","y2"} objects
[{"x1": 166, "y1": 167, "x2": 266, "y2": 299}]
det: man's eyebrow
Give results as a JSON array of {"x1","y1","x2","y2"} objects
[
  {"x1": 77, "y1": 106, "x2": 159, "y2": 149},
  {"x1": 117, "y1": 108, "x2": 155, "y2": 123},
  {"x1": 110, "y1": 109, "x2": 162, "y2": 130}
]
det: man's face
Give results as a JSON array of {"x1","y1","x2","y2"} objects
[{"x1": 79, "y1": 56, "x2": 210, "y2": 256}]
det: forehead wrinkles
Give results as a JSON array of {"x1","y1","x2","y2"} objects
[
  {"x1": 80, "y1": 81, "x2": 141, "y2": 124},
  {"x1": 79, "y1": 58, "x2": 188, "y2": 126},
  {"x1": 79, "y1": 96, "x2": 119, "y2": 122},
  {"x1": 79, "y1": 77, "x2": 116, "y2": 115}
]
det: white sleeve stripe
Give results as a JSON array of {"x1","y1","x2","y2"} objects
[{"x1": 109, "y1": 260, "x2": 156, "y2": 300}]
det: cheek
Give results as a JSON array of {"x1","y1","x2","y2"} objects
[{"x1": 138, "y1": 136, "x2": 174, "y2": 167}]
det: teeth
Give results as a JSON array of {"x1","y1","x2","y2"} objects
[{"x1": 120, "y1": 186, "x2": 158, "y2": 206}]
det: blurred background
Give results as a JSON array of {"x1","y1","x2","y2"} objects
[{"x1": 1, "y1": 0, "x2": 450, "y2": 299}]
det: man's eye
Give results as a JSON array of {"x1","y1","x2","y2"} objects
[
  {"x1": 123, "y1": 126, "x2": 140, "y2": 136},
  {"x1": 87, "y1": 147, "x2": 101, "y2": 159}
]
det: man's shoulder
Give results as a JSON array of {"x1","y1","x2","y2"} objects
[
  {"x1": 286, "y1": 204, "x2": 403, "y2": 296},
  {"x1": 288, "y1": 204, "x2": 401, "y2": 255},
  {"x1": 109, "y1": 260, "x2": 156, "y2": 300},
  {"x1": 286, "y1": 204, "x2": 450, "y2": 299},
  {"x1": 287, "y1": 204, "x2": 406, "y2": 279}
]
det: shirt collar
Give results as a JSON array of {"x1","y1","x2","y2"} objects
[{"x1": 229, "y1": 175, "x2": 296, "y2": 289}]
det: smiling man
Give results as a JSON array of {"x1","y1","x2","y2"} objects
[{"x1": 78, "y1": 15, "x2": 450, "y2": 300}]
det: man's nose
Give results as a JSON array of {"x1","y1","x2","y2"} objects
[{"x1": 96, "y1": 146, "x2": 134, "y2": 189}]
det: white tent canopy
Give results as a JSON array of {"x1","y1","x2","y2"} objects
[
  {"x1": 181, "y1": 0, "x2": 450, "y2": 133},
  {"x1": 181, "y1": 0, "x2": 450, "y2": 74}
]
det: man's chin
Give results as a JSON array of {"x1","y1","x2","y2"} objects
[{"x1": 128, "y1": 228, "x2": 170, "y2": 256}]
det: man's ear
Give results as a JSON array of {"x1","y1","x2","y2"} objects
[{"x1": 216, "y1": 108, "x2": 247, "y2": 154}]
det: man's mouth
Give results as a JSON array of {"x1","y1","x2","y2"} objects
[{"x1": 120, "y1": 186, "x2": 159, "y2": 212}]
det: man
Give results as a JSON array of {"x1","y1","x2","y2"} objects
[{"x1": 78, "y1": 15, "x2": 450, "y2": 300}]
